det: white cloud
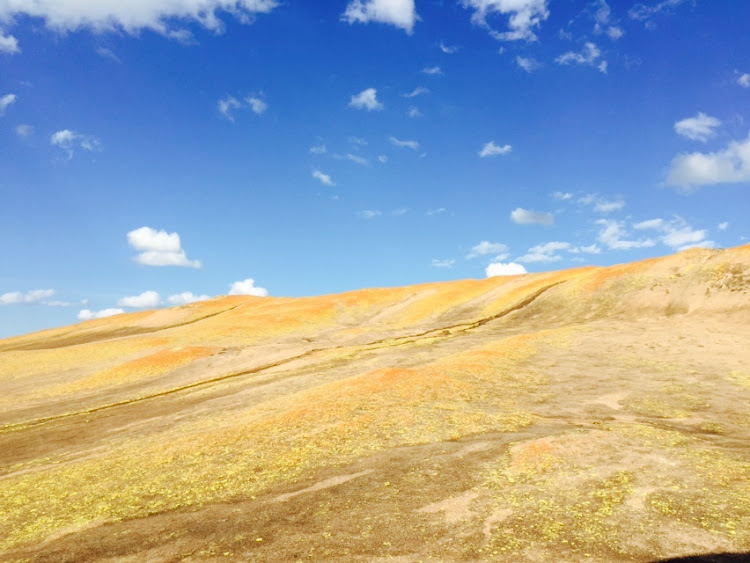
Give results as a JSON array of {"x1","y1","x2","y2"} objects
[
  {"x1": 78, "y1": 308, "x2": 125, "y2": 321},
  {"x1": 0, "y1": 32, "x2": 20, "y2": 54},
  {"x1": 517, "y1": 241, "x2": 570, "y2": 263},
  {"x1": 0, "y1": 1, "x2": 278, "y2": 40},
  {"x1": 229, "y1": 278, "x2": 268, "y2": 297},
  {"x1": 633, "y1": 218, "x2": 664, "y2": 230},
  {"x1": 390, "y1": 136, "x2": 419, "y2": 150},
  {"x1": 349, "y1": 88, "x2": 383, "y2": 111},
  {"x1": 246, "y1": 95, "x2": 267, "y2": 115},
  {"x1": 349, "y1": 136, "x2": 367, "y2": 146},
  {"x1": 359, "y1": 209, "x2": 382, "y2": 219},
  {"x1": 432, "y1": 258, "x2": 455, "y2": 268},
  {"x1": 739, "y1": 73, "x2": 750, "y2": 88},
  {"x1": 341, "y1": 0, "x2": 418, "y2": 33},
  {"x1": 127, "y1": 226, "x2": 202, "y2": 268},
  {"x1": 50, "y1": 129, "x2": 102, "y2": 158},
  {"x1": 346, "y1": 153, "x2": 369, "y2": 166},
  {"x1": 309, "y1": 144, "x2": 327, "y2": 154},
  {"x1": 516, "y1": 56, "x2": 540, "y2": 72},
  {"x1": 378, "y1": 154, "x2": 388, "y2": 163},
  {"x1": 718, "y1": 221, "x2": 729, "y2": 231},
  {"x1": 462, "y1": 0, "x2": 549, "y2": 42},
  {"x1": 577, "y1": 244, "x2": 601, "y2": 254},
  {"x1": 407, "y1": 106, "x2": 422, "y2": 118},
  {"x1": 479, "y1": 140, "x2": 512, "y2": 157},
  {"x1": 629, "y1": 0, "x2": 688, "y2": 22},
  {"x1": 466, "y1": 240, "x2": 509, "y2": 259},
  {"x1": 666, "y1": 132, "x2": 750, "y2": 189},
  {"x1": 0, "y1": 93, "x2": 17, "y2": 115},
  {"x1": 674, "y1": 112, "x2": 721, "y2": 142},
  {"x1": 440, "y1": 41, "x2": 458, "y2": 54},
  {"x1": 553, "y1": 191, "x2": 573, "y2": 200},
  {"x1": 167, "y1": 291, "x2": 212, "y2": 305},
  {"x1": 510, "y1": 207, "x2": 554, "y2": 225},
  {"x1": 96, "y1": 47, "x2": 121, "y2": 62},
  {"x1": 596, "y1": 219, "x2": 655, "y2": 250},
  {"x1": 118, "y1": 290, "x2": 162, "y2": 308},
  {"x1": 218, "y1": 96, "x2": 241, "y2": 121},
  {"x1": 312, "y1": 169, "x2": 335, "y2": 186},
  {"x1": 426, "y1": 207, "x2": 447, "y2": 216},
  {"x1": 16, "y1": 124, "x2": 33, "y2": 138},
  {"x1": 556, "y1": 42, "x2": 605, "y2": 72},
  {"x1": 402, "y1": 86, "x2": 429, "y2": 98},
  {"x1": 486, "y1": 262, "x2": 528, "y2": 277},
  {"x1": 422, "y1": 65, "x2": 442, "y2": 75},
  {"x1": 606, "y1": 26, "x2": 623, "y2": 39},
  {"x1": 593, "y1": 199, "x2": 625, "y2": 213},
  {"x1": 0, "y1": 289, "x2": 56, "y2": 305}
]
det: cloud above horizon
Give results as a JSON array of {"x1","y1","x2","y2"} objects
[
  {"x1": 77, "y1": 308, "x2": 125, "y2": 320},
  {"x1": 0, "y1": 289, "x2": 56, "y2": 305},
  {"x1": 312, "y1": 169, "x2": 335, "y2": 186},
  {"x1": 0, "y1": 93, "x2": 17, "y2": 115},
  {"x1": 486, "y1": 262, "x2": 528, "y2": 277},
  {"x1": 228, "y1": 278, "x2": 268, "y2": 297},
  {"x1": 342, "y1": 0, "x2": 418, "y2": 33},
  {"x1": 117, "y1": 290, "x2": 162, "y2": 308},
  {"x1": 167, "y1": 291, "x2": 212, "y2": 305},
  {"x1": 127, "y1": 226, "x2": 202, "y2": 268}
]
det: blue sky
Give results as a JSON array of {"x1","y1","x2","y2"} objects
[{"x1": 1, "y1": 0, "x2": 749, "y2": 337}]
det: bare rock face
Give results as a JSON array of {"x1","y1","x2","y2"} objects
[{"x1": 1, "y1": 245, "x2": 749, "y2": 562}]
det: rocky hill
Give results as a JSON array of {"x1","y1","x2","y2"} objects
[{"x1": 1, "y1": 245, "x2": 749, "y2": 562}]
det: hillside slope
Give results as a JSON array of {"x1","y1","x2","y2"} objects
[{"x1": 1, "y1": 245, "x2": 749, "y2": 562}]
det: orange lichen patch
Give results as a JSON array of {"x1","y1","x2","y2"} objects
[
  {"x1": 52, "y1": 346, "x2": 217, "y2": 393},
  {"x1": 509, "y1": 439, "x2": 557, "y2": 473},
  {"x1": 0, "y1": 336, "x2": 169, "y2": 384},
  {"x1": 392, "y1": 277, "x2": 514, "y2": 328}
]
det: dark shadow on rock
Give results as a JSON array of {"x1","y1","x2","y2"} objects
[{"x1": 650, "y1": 553, "x2": 750, "y2": 563}]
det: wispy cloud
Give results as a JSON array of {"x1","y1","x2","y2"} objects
[
  {"x1": 218, "y1": 94, "x2": 267, "y2": 121},
  {"x1": 431, "y1": 258, "x2": 455, "y2": 268},
  {"x1": 517, "y1": 241, "x2": 570, "y2": 263},
  {"x1": 479, "y1": 140, "x2": 512, "y2": 157},
  {"x1": 516, "y1": 56, "x2": 541, "y2": 72},
  {"x1": 341, "y1": 0, "x2": 418, "y2": 33},
  {"x1": 556, "y1": 42, "x2": 607, "y2": 73},
  {"x1": 466, "y1": 241, "x2": 509, "y2": 259},
  {"x1": 312, "y1": 169, "x2": 335, "y2": 186},
  {"x1": 407, "y1": 106, "x2": 422, "y2": 118},
  {"x1": 633, "y1": 217, "x2": 714, "y2": 250},
  {"x1": 229, "y1": 278, "x2": 268, "y2": 297},
  {"x1": 596, "y1": 219, "x2": 655, "y2": 250},
  {"x1": 95, "y1": 47, "x2": 121, "y2": 63},
  {"x1": 629, "y1": 0, "x2": 688, "y2": 23},
  {"x1": 553, "y1": 191, "x2": 573, "y2": 200},
  {"x1": 0, "y1": 289, "x2": 56, "y2": 305},
  {"x1": 674, "y1": 112, "x2": 721, "y2": 142},
  {"x1": 426, "y1": 207, "x2": 447, "y2": 216},
  {"x1": 346, "y1": 153, "x2": 369, "y2": 166},
  {"x1": 462, "y1": 0, "x2": 550, "y2": 42},
  {"x1": 739, "y1": 73, "x2": 750, "y2": 88},
  {"x1": 422, "y1": 65, "x2": 442, "y2": 75},
  {"x1": 349, "y1": 88, "x2": 383, "y2": 111},
  {"x1": 309, "y1": 144, "x2": 327, "y2": 154},
  {"x1": 439, "y1": 41, "x2": 458, "y2": 53},
  {"x1": 666, "y1": 132, "x2": 750, "y2": 189},
  {"x1": 359, "y1": 209, "x2": 382, "y2": 219},
  {"x1": 390, "y1": 136, "x2": 419, "y2": 150},
  {"x1": 0, "y1": 93, "x2": 17, "y2": 115},
  {"x1": 50, "y1": 129, "x2": 102, "y2": 159},
  {"x1": 127, "y1": 226, "x2": 202, "y2": 268},
  {"x1": 402, "y1": 86, "x2": 429, "y2": 98},
  {"x1": 511, "y1": 207, "x2": 554, "y2": 225}
]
